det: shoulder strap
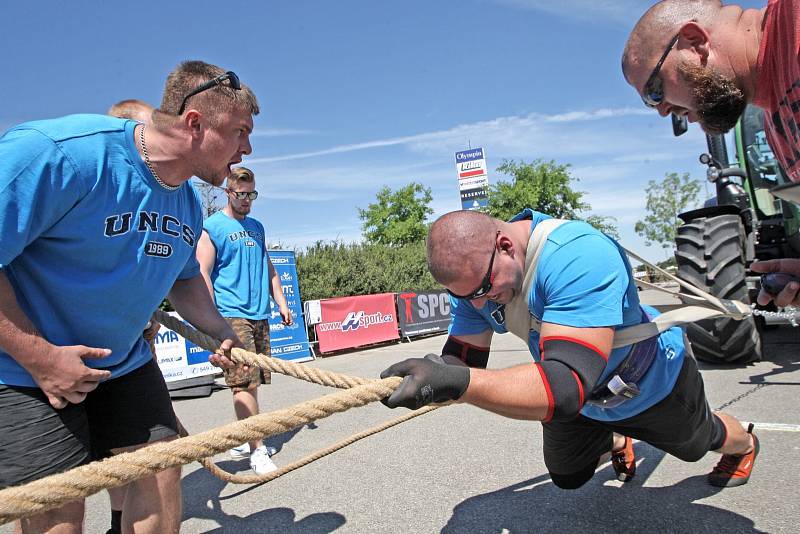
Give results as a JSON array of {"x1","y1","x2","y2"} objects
[{"x1": 504, "y1": 219, "x2": 566, "y2": 342}]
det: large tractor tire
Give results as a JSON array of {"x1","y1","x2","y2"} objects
[{"x1": 675, "y1": 214, "x2": 762, "y2": 364}]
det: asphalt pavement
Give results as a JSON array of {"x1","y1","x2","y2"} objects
[{"x1": 3, "y1": 324, "x2": 798, "y2": 533}]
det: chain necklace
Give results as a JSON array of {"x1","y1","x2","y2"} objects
[
  {"x1": 139, "y1": 125, "x2": 181, "y2": 191},
  {"x1": 750, "y1": 304, "x2": 799, "y2": 327}
]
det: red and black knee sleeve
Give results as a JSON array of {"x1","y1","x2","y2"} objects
[
  {"x1": 442, "y1": 336, "x2": 490, "y2": 369},
  {"x1": 535, "y1": 337, "x2": 608, "y2": 422}
]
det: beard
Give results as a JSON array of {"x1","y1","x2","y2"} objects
[
  {"x1": 678, "y1": 60, "x2": 747, "y2": 135},
  {"x1": 232, "y1": 204, "x2": 251, "y2": 217}
]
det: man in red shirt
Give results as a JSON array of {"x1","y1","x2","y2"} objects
[{"x1": 622, "y1": 0, "x2": 800, "y2": 307}]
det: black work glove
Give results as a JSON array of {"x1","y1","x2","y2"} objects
[{"x1": 380, "y1": 354, "x2": 470, "y2": 410}]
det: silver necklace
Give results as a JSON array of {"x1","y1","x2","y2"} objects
[{"x1": 139, "y1": 125, "x2": 181, "y2": 191}]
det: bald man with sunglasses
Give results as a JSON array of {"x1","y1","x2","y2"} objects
[
  {"x1": 622, "y1": 0, "x2": 800, "y2": 307},
  {"x1": 382, "y1": 209, "x2": 758, "y2": 491}
]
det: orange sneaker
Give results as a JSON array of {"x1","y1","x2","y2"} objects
[
  {"x1": 708, "y1": 423, "x2": 759, "y2": 488},
  {"x1": 611, "y1": 436, "x2": 636, "y2": 482}
]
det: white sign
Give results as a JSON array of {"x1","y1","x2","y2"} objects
[
  {"x1": 304, "y1": 300, "x2": 323, "y2": 325},
  {"x1": 153, "y1": 312, "x2": 218, "y2": 383}
]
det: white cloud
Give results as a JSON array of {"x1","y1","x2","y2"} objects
[{"x1": 247, "y1": 107, "x2": 658, "y2": 165}]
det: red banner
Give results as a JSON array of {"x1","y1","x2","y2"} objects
[{"x1": 315, "y1": 293, "x2": 399, "y2": 353}]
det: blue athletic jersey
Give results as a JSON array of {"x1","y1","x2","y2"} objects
[
  {"x1": 0, "y1": 114, "x2": 203, "y2": 387},
  {"x1": 203, "y1": 211, "x2": 271, "y2": 320},
  {"x1": 449, "y1": 208, "x2": 686, "y2": 421}
]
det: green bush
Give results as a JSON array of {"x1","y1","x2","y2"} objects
[{"x1": 296, "y1": 240, "x2": 439, "y2": 301}]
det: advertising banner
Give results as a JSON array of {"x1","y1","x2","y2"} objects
[
  {"x1": 396, "y1": 290, "x2": 452, "y2": 337},
  {"x1": 455, "y1": 147, "x2": 489, "y2": 210},
  {"x1": 267, "y1": 250, "x2": 312, "y2": 362},
  {"x1": 154, "y1": 312, "x2": 217, "y2": 383},
  {"x1": 315, "y1": 293, "x2": 399, "y2": 353}
]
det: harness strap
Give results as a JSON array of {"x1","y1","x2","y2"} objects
[{"x1": 501, "y1": 219, "x2": 753, "y2": 349}]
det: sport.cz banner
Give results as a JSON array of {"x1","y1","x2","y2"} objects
[
  {"x1": 315, "y1": 293, "x2": 399, "y2": 353},
  {"x1": 396, "y1": 290, "x2": 451, "y2": 337}
]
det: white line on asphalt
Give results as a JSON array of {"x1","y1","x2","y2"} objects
[{"x1": 743, "y1": 422, "x2": 800, "y2": 432}]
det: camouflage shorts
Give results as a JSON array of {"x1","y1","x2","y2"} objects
[{"x1": 223, "y1": 317, "x2": 271, "y2": 393}]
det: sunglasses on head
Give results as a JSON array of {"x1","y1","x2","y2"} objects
[
  {"x1": 641, "y1": 33, "x2": 680, "y2": 108},
  {"x1": 447, "y1": 231, "x2": 500, "y2": 301},
  {"x1": 178, "y1": 71, "x2": 241, "y2": 115},
  {"x1": 228, "y1": 189, "x2": 258, "y2": 201}
]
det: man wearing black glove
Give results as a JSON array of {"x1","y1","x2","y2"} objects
[
  {"x1": 381, "y1": 209, "x2": 759, "y2": 490},
  {"x1": 381, "y1": 354, "x2": 469, "y2": 409}
]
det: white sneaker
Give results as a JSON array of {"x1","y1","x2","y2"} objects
[
  {"x1": 250, "y1": 446, "x2": 278, "y2": 475},
  {"x1": 229, "y1": 443, "x2": 277, "y2": 459}
]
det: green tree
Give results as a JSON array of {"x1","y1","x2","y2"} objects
[
  {"x1": 486, "y1": 159, "x2": 619, "y2": 239},
  {"x1": 358, "y1": 182, "x2": 434, "y2": 246},
  {"x1": 635, "y1": 172, "x2": 701, "y2": 252}
]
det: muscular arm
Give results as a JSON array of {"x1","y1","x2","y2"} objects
[
  {"x1": 267, "y1": 255, "x2": 292, "y2": 324},
  {"x1": 0, "y1": 270, "x2": 111, "y2": 407},
  {"x1": 195, "y1": 230, "x2": 216, "y2": 300},
  {"x1": 168, "y1": 275, "x2": 238, "y2": 347},
  {"x1": 0, "y1": 270, "x2": 58, "y2": 367},
  {"x1": 462, "y1": 323, "x2": 613, "y2": 420}
]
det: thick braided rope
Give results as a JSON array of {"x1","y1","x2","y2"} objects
[
  {"x1": 154, "y1": 310, "x2": 374, "y2": 389},
  {"x1": 157, "y1": 310, "x2": 442, "y2": 484},
  {"x1": 0, "y1": 376, "x2": 402, "y2": 525},
  {"x1": 195, "y1": 405, "x2": 440, "y2": 484}
]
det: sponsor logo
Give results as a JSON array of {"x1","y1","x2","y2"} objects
[
  {"x1": 272, "y1": 343, "x2": 305, "y2": 354},
  {"x1": 156, "y1": 331, "x2": 180, "y2": 344},
  {"x1": 280, "y1": 272, "x2": 293, "y2": 282},
  {"x1": 317, "y1": 310, "x2": 395, "y2": 332},
  {"x1": 455, "y1": 148, "x2": 484, "y2": 162}
]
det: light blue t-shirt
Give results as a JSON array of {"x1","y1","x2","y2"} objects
[
  {"x1": 449, "y1": 209, "x2": 686, "y2": 422},
  {"x1": 203, "y1": 211, "x2": 271, "y2": 320},
  {"x1": 0, "y1": 114, "x2": 203, "y2": 387}
]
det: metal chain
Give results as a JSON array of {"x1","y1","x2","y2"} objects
[
  {"x1": 715, "y1": 382, "x2": 768, "y2": 412},
  {"x1": 750, "y1": 304, "x2": 799, "y2": 327},
  {"x1": 139, "y1": 125, "x2": 181, "y2": 191}
]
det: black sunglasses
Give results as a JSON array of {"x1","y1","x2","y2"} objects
[
  {"x1": 447, "y1": 231, "x2": 500, "y2": 300},
  {"x1": 641, "y1": 33, "x2": 680, "y2": 108},
  {"x1": 178, "y1": 71, "x2": 242, "y2": 115},
  {"x1": 228, "y1": 189, "x2": 258, "y2": 201}
]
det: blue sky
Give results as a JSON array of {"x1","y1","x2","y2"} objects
[{"x1": 0, "y1": 0, "x2": 766, "y2": 262}]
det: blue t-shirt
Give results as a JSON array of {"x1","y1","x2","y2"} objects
[
  {"x1": 449, "y1": 209, "x2": 686, "y2": 422},
  {"x1": 0, "y1": 114, "x2": 203, "y2": 387},
  {"x1": 203, "y1": 211, "x2": 272, "y2": 320}
]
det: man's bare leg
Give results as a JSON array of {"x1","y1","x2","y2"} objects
[
  {"x1": 233, "y1": 387, "x2": 263, "y2": 451},
  {"x1": 714, "y1": 412, "x2": 754, "y2": 454},
  {"x1": 112, "y1": 439, "x2": 182, "y2": 534},
  {"x1": 17, "y1": 500, "x2": 84, "y2": 534}
]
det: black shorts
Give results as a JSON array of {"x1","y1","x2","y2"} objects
[
  {"x1": 543, "y1": 355, "x2": 725, "y2": 488},
  {"x1": 0, "y1": 359, "x2": 177, "y2": 489}
]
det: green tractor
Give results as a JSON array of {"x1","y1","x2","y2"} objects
[{"x1": 672, "y1": 105, "x2": 800, "y2": 364}]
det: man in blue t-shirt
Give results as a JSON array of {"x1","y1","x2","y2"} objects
[
  {"x1": 0, "y1": 61, "x2": 259, "y2": 533},
  {"x1": 382, "y1": 209, "x2": 759, "y2": 490},
  {"x1": 197, "y1": 166, "x2": 293, "y2": 476}
]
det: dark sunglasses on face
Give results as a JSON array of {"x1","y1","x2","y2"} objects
[
  {"x1": 178, "y1": 71, "x2": 242, "y2": 115},
  {"x1": 641, "y1": 33, "x2": 680, "y2": 108},
  {"x1": 447, "y1": 231, "x2": 501, "y2": 301},
  {"x1": 228, "y1": 189, "x2": 258, "y2": 201}
]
